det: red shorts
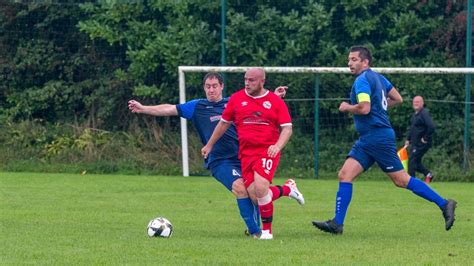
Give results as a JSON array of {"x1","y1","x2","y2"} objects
[{"x1": 240, "y1": 148, "x2": 281, "y2": 188}]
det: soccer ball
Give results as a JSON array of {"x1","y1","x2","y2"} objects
[{"x1": 147, "y1": 217, "x2": 173, "y2": 238}]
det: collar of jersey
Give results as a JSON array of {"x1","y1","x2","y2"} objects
[
  {"x1": 356, "y1": 68, "x2": 370, "y2": 77},
  {"x1": 244, "y1": 88, "x2": 269, "y2": 99},
  {"x1": 206, "y1": 98, "x2": 226, "y2": 104}
]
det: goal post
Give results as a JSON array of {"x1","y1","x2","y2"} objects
[{"x1": 178, "y1": 66, "x2": 474, "y2": 177}]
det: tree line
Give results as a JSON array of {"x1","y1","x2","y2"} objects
[{"x1": 0, "y1": 0, "x2": 471, "y2": 179}]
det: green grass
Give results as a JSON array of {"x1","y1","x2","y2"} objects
[{"x1": 1, "y1": 172, "x2": 473, "y2": 265}]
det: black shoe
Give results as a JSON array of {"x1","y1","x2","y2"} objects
[
  {"x1": 442, "y1": 199, "x2": 457, "y2": 231},
  {"x1": 312, "y1": 219, "x2": 343, "y2": 235}
]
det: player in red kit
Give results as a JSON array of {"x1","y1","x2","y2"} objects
[{"x1": 202, "y1": 67, "x2": 304, "y2": 240}]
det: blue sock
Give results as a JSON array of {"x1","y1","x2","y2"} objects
[
  {"x1": 253, "y1": 202, "x2": 261, "y2": 229},
  {"x1": 406, "y1": 177, "x2": 447, "y2": 209},
  {"x1": 334, "y1": 182, "x2": 353, "y2": 225},
  {"x1": 237, "y1": 198, "x2": 261, "y2": 235}
]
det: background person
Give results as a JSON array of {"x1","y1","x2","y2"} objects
[{"x1": 405, "y1": 95, "x2": 436, "y2": 183}]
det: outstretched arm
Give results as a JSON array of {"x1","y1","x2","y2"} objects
[
  {"x1": 201, "y1": 120, "x2": 231, "y2": 159},
  {"x1": 128, "y1": 100, "x2": 178, "y2": 116}
]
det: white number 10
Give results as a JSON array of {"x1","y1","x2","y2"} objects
[{"x1": 261, "y1": 158, "x2": 273, "y2": 170}]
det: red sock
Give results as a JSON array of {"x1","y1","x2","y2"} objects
[
  {"x1": 259, "y1": 201, "x2": 274, "y2": 233},
  {"x1": 269, "y1": 185, "x2": 291, "y2": 201}
]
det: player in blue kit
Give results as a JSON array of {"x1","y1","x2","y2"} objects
[
  {"x1": 312, "y1": 46, "x2": 456, "y2": 234},
  {"x1": 128, "y1": 72, "x2": 288, "y2": 238}
]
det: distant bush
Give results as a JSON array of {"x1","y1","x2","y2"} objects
[
  {"x1": 1, "y1": 120, "x2": 472, "y2": 181},
  {"x1": 0, "y1": 120, "x2": 183, "y2": 175}
]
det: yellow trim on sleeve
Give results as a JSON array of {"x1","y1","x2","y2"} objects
[{"x1": 357, "y1": 93, "x2": 370, "y2": 103}]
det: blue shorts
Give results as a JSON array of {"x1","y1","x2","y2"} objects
[
  {"x1": 209, "y1": 159, "x2": 242, "y2": 191},
  {"x1": 348, "y1": 128, "x2": 403, "y2": 173}
]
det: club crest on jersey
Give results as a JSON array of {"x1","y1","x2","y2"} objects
[
  {"x1": 241, "y1": 101, "x2": 248, "y2": 106},
  {"x1": 263, "y1": 101, "x2": 271, "y2": 109}
]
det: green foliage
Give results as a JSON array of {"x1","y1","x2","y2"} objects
[
  {"x1": 78, "y1": 0, "x2": 219, "y2": 103},
  {"x1": 0, "y1": 1, "x2": 472, "y2": 179},
  {"x1": 0, "y1": 120, "x2": 183, "y2": 175},
  {"x1": 225, "y1": 2, "x2": 332, "y2": 66},
  {"x1": 0, "y1": 2, "x2": 132, "y2": 131}
]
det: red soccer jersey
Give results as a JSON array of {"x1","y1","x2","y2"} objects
[{"x1": 221, "y1": 89, "x2": 292, "y2": 157}]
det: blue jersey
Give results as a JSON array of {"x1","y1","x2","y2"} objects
[
  {"x1": 348, "y1": 69, "x2": 403, "y2": 173},
  {"x1": 176, "y1": 97, "x2": 239, "y2": 168},
  {"x1": 350, "y1": 69, "x2": 393, "y2": 136}
]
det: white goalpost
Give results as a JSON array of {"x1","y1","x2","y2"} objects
[{"x1": 178, "y1": 66, "x2": 474, "y2": 177}]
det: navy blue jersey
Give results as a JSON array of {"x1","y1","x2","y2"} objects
[
  {"x1": 350, "y1": 69, "x2": 394, "y2": 136},
  {"x1": 176, "y1": 97, "x2": 239, "y2": 168}
]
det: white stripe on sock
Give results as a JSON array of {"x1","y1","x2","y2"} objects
[{"x1": 257, "y1": 190, "x2": 272, "y2": 205}]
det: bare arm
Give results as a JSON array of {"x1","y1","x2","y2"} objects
[
  {"x1": 387, "y1": 87, "x2": 403, "y2": 108},
  {"x1": 339, "y1": 101, "x2": 370, "y2": 115},
  {"x1": 128, "y1": 100, "x2": 178, "y2": 116},
  {"x1": 274, "y1": 86, "x2": 288, "y2": 98},
  {"x1": 268, "y1": 125, "x2": 293, "y2": 158},
  {"x1": 201, "y1": 120, "x2": 231, "y2": 159}
]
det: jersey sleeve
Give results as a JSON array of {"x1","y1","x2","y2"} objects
[
  {"x1": 381, "y1": 75, "x2": 393, "y2": 93},
  {"x1": 221, "y1": 94, "x2": 236, "y2": 122},
  {"x1": 276, "y1": 97, "x2": 292, "y2": 126},
  {"x1": 176, "y1": 99, "x2": 200, "y2": 120},
  {"x1": 354, "y1": 75, "x2": 371, "y2": 96}
]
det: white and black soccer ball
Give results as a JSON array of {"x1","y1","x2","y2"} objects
[{"x1": 147, "y1": 217, "x2": 173, "y2": 238}]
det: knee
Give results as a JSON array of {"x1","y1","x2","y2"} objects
[
  {"x1": 253, "y1": 175, "x2": 270, "y2": 198},
  {"x1": 391, "y1": 174, "x2": 410, "y2": 188},
  {"x1": 338, "y1": 168, "x2": 352, "y2": 182},
  {"x1": 232, "y1": 178, "x2": 248, "y2": 198},
  {"x1": 392, "y1": 179, "x2": 406, "y2": 188}
]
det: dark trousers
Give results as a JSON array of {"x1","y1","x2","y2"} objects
[{"x1": 408, "y1": 144, "x2": 431, "y2": 177}]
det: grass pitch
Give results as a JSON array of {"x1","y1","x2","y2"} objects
[{"x1": 1, "y1": 172, "x2": 473, "y2": 265}]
